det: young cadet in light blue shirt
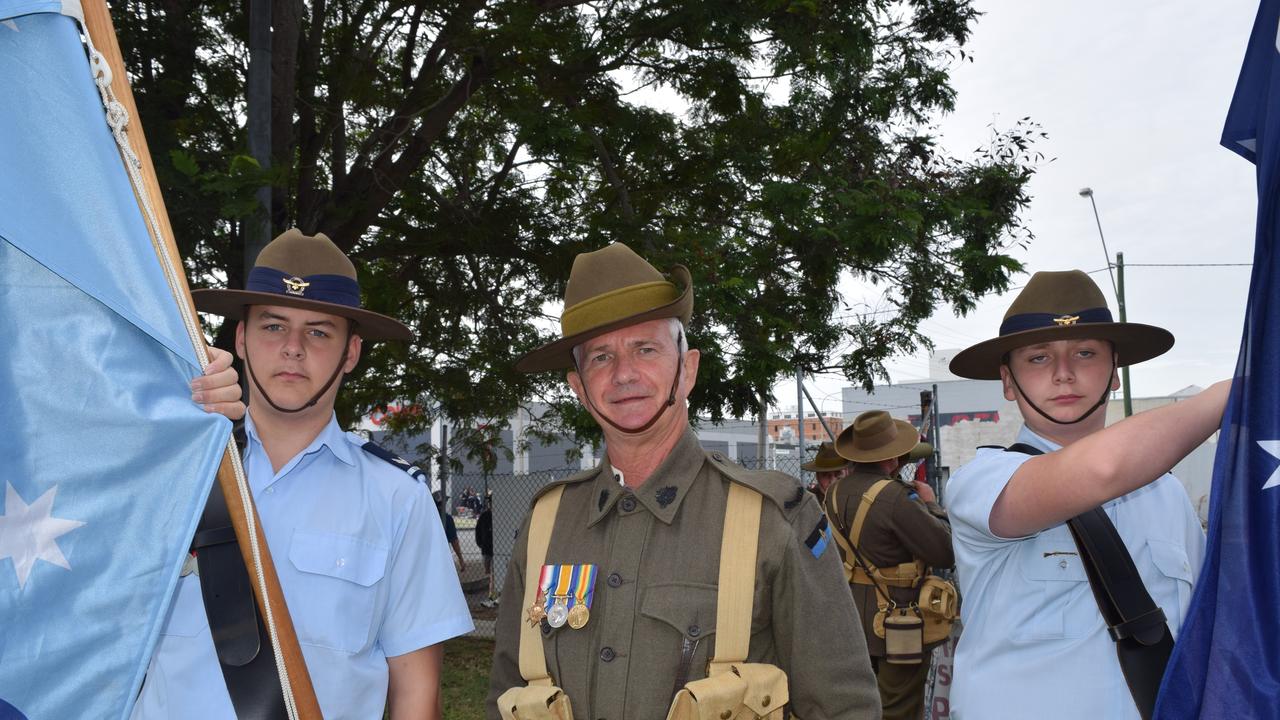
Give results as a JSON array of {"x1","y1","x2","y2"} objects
[
  {"x1": 944, "y1": 270, "x2": 1228, "y2": 720},
  {"x1": 134, "y1": 230, "x2": 472, "y2": 719}
]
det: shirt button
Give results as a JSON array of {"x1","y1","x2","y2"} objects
[
  {"x1": 599, "y1": 647, "x2": 616, "y2": 662},
  {"x1": 265, "y1": 487, "x2": 274, "y2": 495},
  {"x1": 607, "y1": 572, "x2": 623, "y2": 588},
  {"x1": 619, "y1": 496, "x2": 637, "y2": 512},
  {"x1": 687, "y1": 624, "x2": 701, "y2": 638},
  {"x1": 1058, "y1": 559, "x2": 1068, "y2": 570},
  {"x1": 336, "y1": 558, "x2": 346, "y2": 568}
]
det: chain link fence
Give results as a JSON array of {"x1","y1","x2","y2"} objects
[{"x1": 442, "y1": 455, "x2": 810, "y2": 638}]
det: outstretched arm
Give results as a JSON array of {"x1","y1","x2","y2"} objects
[{"x1": 991, "y1": 379, "x2": 1230, "y2": 537}]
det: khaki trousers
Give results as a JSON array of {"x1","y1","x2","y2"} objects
[{"x1": 871, "y1": 656, "x2": 930, "y2": 720}]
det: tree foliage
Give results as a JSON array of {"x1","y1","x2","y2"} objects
[{"x1": 115, "y1": 0, "x2": 1040, "y2": 464}]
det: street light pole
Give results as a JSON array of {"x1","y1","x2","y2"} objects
[{"x1": 1079, "y1": 187, "x2": 1132, "y2": 418}]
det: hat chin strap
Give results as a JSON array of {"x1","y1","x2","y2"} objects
[
  {"x1": 244, "y1": 332, "x2": 350, "y2": 415},
  {"x1": 1005, "y1": 356, "x2": 1115, "y2": 426},
  {"x1": 574, "y1": 331, "x2": 684, "y2": 436}
]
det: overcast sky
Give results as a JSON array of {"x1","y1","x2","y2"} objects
[{"x1": 789, "y1": 0, "x2": 1264, "y2": 413}]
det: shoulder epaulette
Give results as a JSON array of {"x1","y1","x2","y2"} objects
[
  {"x1": 360, "y1": 441, "x2": 427, "y2": 483},
  {"x1": 530, "y1": 465, "x2": 599, "y2": 506},
  {"x1": 703, "y1": 450, "x2": 806, "y2": 513}
]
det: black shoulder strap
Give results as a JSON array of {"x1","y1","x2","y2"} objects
[
  {"x1": 1005, "y1": 444, "x2": 1172, "y2": 720},
  {"x1": 192, "y1": 480, "x2": 288, "y2": 720},
  {"x1": 361, "y1": 441, "x2": 427, "y2": 482}
]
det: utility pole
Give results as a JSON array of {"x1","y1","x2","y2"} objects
[
  {"x1": 757, "y1": 390, "x2": 767, "y2": 467},
  {"x1": 796, "y1": 366, "x2": 805, "y2": 460},
  {"x1": 245, "y1": 0, "x2": 272, "y2": 275},
  {"x1": 1116, "y1": 252, "x2": 1133, "y2": 417}
]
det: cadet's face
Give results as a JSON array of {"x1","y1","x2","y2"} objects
[
  {"x1": 236, "y1": 305, "x2": 361, "y2": 412},
  {"x1": 1000, "y1": 338, "x2": 1118, "y2": 430},
  {"x1": 816, "y1": 468, "x2": 845, "y2": 491},
  {"x1": 567, "y1": 319, "x2": 699, "y2": 434}
]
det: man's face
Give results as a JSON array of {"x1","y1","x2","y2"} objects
[
  {"x1": 999, "y1": 338, "x2": 1119, "y2": 427},
  {"x1": 567, "y1": 318, "x2": 700, "y2": 435},
  {"x1": 235, "y1": 304, "x2": 361, "y2": 414},
  {"x1": 815, "y1": 468, "x2": 846, "y2": 491}
]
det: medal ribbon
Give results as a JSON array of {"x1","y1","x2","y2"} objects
[
  {"x1": 575, "y1": 564, "x2": 596, "y2": 609},
  {"x1": 538, "y1": 564, "x2": 555, "y2": 601},
  {"x1": 545, "y1": 564, "x2": 575, "y2": 611}
]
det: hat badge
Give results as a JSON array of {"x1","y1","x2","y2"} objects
[
  {"x1": 282, "y1": 276, "x2": 310, "y2": 296},
  {"x1": 1052, "y1": 314, "x2": 1080, "y2": 326}
]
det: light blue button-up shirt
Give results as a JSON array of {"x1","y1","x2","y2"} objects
[
  {"x1": 133, "y1": 412, "x2": 473, "y2": 719},
  {"x1": 946, "y1": 426, "x2": 1204, "y2": 720}
]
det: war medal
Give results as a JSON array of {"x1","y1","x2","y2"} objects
[
  {"x1": 567, "y1": 564, "x2": 596, "y2": 629},
  {"x1": 528, "y1": 566, "x2": 554, "y2": 627},
  {"x1": 547, "y1": 596, "x2": 570, "y2": 628}
]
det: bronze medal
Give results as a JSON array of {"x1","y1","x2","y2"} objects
[
  {"x1": 527, "y1": 589, "x2": 547, "y2": 626},
  {"x1": 567, "y1": 603, "x2": 590, "y2": 629}
]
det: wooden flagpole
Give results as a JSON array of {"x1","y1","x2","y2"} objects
[{"x1": 79, "y1": 2, "x2": 322, "y2": 717}]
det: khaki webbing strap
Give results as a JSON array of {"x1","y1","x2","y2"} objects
[
  {"x1": 517, "y1": 485, "x2": 565, "y2": 685},
  {"x1": 708, "y1": 483, "x2": 762, "y2": 675},
  {"x1": 849, "y1": 479, "x2": 893, "y2": 547}
]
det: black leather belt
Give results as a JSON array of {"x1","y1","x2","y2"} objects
[{"x1": 192, "y1": 445, "x2": 288, "y2": 720}]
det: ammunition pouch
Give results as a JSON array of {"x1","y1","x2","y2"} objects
[
  {"x1": 496, "y1": 684, "x2": 574, "y2": 720},
  {"x1": 871, "y1": 574, "x2": 958, "y2": 648},
  {"x1": 665, "y1": 663, "x2": 788, "y2": 720}
]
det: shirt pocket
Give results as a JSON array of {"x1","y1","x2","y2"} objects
[
  {"x1": 640, "y1": 582, "x2": 718, "y2": 675},
  {"x1": 288, "y1": 529, "x2": 388, "y2": 654},
  {"x1": 1015, "y1": 533, "x2": 1096, "y2": 641},
  {"x1": 1145, "y1": 538, "x2": 1194, "y2": 631}
]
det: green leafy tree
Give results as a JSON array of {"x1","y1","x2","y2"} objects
[{"x1": 115, "y1": 0, "x2": 1040, "y2": 464}]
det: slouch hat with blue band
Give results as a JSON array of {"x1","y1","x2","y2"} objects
[
  {"x1": 192, "y1": 229, "x2": 410, "y2": 341},
  {"x1": 948, "y1": 270, "x2": 1173, "y2": 380}
]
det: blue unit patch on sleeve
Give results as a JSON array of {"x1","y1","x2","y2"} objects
[
  {"x1": 805, "y1": 516, "x2": 830, "y2": 558},
  {"x1": 360, "y1": 441, "x2": 427, "y2": 483}
]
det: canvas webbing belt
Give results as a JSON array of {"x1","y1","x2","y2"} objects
[
  {"x1": 825, "y1": 479, "x2": 924, "y2": 592},
  {"x1": 516, "y1": 483, "x2": 763, "y2": 682},
  {"x1": 1006, "y1": 443, "x2": 1174, "y2": 720}
]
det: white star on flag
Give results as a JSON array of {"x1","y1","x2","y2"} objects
[
  {"x1": 1259, "y1": 441, "x2": 1280, "y2": 490},
  {"x1": 0, "y1": 481, "x2": 85, "y2": 589}
]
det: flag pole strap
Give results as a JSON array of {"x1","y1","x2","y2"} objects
[{"x1": 76, "y1": 2, "x2": 322, "y2": 718}]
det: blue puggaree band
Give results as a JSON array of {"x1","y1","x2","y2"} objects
[
  {"x1": 246, "y1": 267, "x2": 362, "y2": 307},
  {"x1": 999, "y1": 307, "x2": 1113, "y2": 336}
]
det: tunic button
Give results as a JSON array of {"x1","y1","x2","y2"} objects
[
  {"x1": 720, "y1": 711, "x2": 732, "y2": 720},
  {"x1": 619, "y1": 496, "x2": 637, "y2": 512},
  {"x1": 687, "y1": 624, "x2": 701, "y2": 637},
  {"x1": 599, "y1": 646, "x2": 616, "y2": 662},
  {"x1": 541, "y1": 619, "x2": 552, "y2": 635},
  {"x1": 607, "y1": 572, "x2": 623, "y2": 588}
]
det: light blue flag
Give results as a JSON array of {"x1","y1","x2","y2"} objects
[{"x1": 0, "y1": 5, "x2": 230, "y2": 720}]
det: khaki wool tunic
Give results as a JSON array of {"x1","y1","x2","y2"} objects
[
  {"x1": 487, "y1": 429, "x2": 881, "y2": 720},
  {"x1": 825, "y1": 470, "x2": 954, "y2": 658}
]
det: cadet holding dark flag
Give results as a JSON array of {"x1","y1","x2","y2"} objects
[
  {"x1": 487, "y1": 243, "x2": 880, "y2": 720},
  {"x1": 945, "y1": 271, "x2": 1229, "y2": 720},
  {"x1": 824, "y1": 411, "x2": 954, "y2": 720}
]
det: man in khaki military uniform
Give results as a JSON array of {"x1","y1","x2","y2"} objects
[
  {"x1": 802, "y1": 440, "x2": 851, "y2": 503},
  {"x1": 487, "y1": 243, "x2": 881, "y2": 719},
  {"x1": 826, "y1": 411, "x2": 953, "y2": 720}
]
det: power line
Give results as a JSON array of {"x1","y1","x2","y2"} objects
[{"x1": 1122, "y1": 262, "x2": 1251, "y2": 267}]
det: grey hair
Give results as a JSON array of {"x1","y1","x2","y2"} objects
[{"x1": 572, "y1": 317, "x2": 687, "y2": 368}]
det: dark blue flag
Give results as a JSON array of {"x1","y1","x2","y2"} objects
[{"x1": 1155, "y1": 1, "x2": 1280, "y2": 717}]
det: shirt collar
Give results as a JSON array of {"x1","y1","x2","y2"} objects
[
  {"x1": 1016, "y1": 425, "x2": 1063, "y2": 453},
  {"x1": 587, "y1": 428, "x2": 706, "y2": 527},
  {"x1": 244, "y1": 409, "x2": 356, "y2": 476}
]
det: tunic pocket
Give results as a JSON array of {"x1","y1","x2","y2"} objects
[
  {"x1": 640, "y1": 582, "x2": 718, "y2": 683},
  {"x1": 288, "y1": 529, "x2": 388, "y2": 653}
]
